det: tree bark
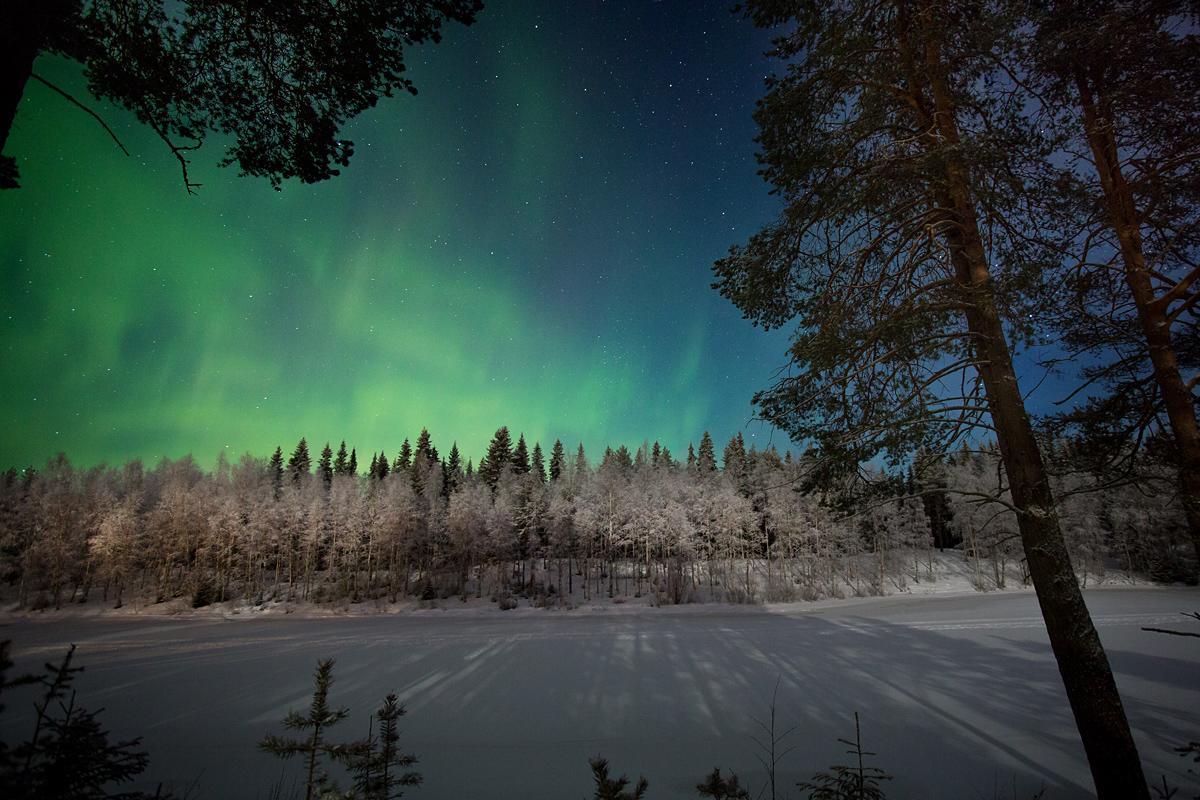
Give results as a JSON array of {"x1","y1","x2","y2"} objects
[
  {"x1": 909, "y1": 4, "x2": 1149, "y2": 796},
  {"x1": 1073, "y1": 69, "x2": 1200, "y2": 565}
]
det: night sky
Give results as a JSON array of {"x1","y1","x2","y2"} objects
[{"x1": 0, "y1": 1, "x2": 794, "y2": 469}]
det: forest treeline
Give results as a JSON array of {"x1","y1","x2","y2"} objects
[{"x1": 0, "y1": 426, "x2": 1190, "y2": 611}]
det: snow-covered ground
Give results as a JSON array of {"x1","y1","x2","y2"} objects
[{"x1": 1, "y1": 587, "x2": 1197, "y2": 799}]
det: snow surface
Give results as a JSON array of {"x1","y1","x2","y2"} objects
[{"x1": 1, "y1": 587, "x2": 1197, "y2": 799}]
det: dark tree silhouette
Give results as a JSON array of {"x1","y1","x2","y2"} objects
[
  {"x1": 317, "y1": 443, "x2": 334, "y2": 486},
  {"x1": 513, "y1": 433, "x2": 531, "y2": 474},
  {"x1": 588, "y1": 757, "x2": 648, "y2": 800},
  {"x1": 0, "y1": 0, "x2": 482, "y2": 191},
  {"x1": 796, "y1": 713, "x2": 891, "y2": 800},
  {"x1": 696, "y1": 432, "x2": 717, "y2": 473},
  {"x1": 0, "y1": 642, "x2": 162, "y2": 800},
  {"x1": 334, "y1": 441, "x2": 350, "y2": 476},
  {"x1": 352, "y1": 693, "x2": 421, "y2": 800},
  {"x1": 269, "y1": 446, "x2": 284, "y2": 501},
  {"x1": 288, "y1": 438, "x2": 312, "y2": 482},
  {"x1": 260, "y1": 659, "x2": 363, "y2": 800},
  {"x1": 479, "y1": 426, "x2": 514, "y2": 492},
  {"x1": 549, "y1": 439, "x2": 566, "y2": 482},
  {"x1": 696, "y1": 768, "x2": 750, "y2": 800}
]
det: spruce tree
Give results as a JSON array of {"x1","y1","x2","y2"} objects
[
  {"x1": 0, "y1": 643, "x2": 158, "y2": 800},
  {"x1": 575, "y1": 443, "x2": 588, "y2": 477},
  {"x1": 260, "y1": 659, "x2": 362, "y2": 800},
  {"x1": 334, "y1": 441, "x2": 349, "y2": 476},
  {"x1": 397, "y1": 439, "x2": 413, "y2": 472},
  {"x1": 660, "y1": 446, "x2": 674, "y2": 468},
  {"x1": 531, "y1": 443, "x2": 546, "y2": 484},
  {"x1": 410, "y1": 429, "x2": 439, "y2": 496},
  {"x1": 614, "y1": 445, "x2": 633, "y2": 471},
  {"x1": 723, "y1": 433, "x2": 746, "y2": 474},
  {"x1": 479, "y1": 427, "x2": 514, "y2": 491},
  {"x1": 349, "y1": 449, "x2": 358, "y2": 477},
  {"x1": 269, "y1": 446, "x2": 284, "y2": 500},
  {"x1": 696, "y1": 433, "x2": 717, "y2": 473},
  {"x1": 376, "y1": 451, "x2": 390, "y2": 480},
  {"x1": 724, "y1": 433, "x2": 749, "y2": 495},
  {"x1": 410, "y1": 450, "x2": 429, "y2": 497},
  {"x1": 588, "y1": 757, "x2": 648, "y2": 800},
  {"x1": 696, "y1": 768, "x2": 750, "y2": 800},
  {"x1": 796, "y1": 713, "x2": 891, "y2": 800},
  {"x1": 318, "y1": 444, "x2": 334, "y2": 486},
  {"x1": 413, "y1": 429, "x2": 437, "y2": 465},
  {"x1": 352, "y1": 694, "x2": 421, "y2": 800},
  {"x1": 651, "y1": 441, "x2": 662, "y2": 467},
  {"x1": 687, "y1": 443, "x2": 696, "y2": 470},
  {"x1": 445, "y1": 443, "x2": 463, "y2": 495},
  {"x1": 513, "y1": 434, "x2": 531, "y2": 474},
  {"x1": 464, "y1": 459, "x2": 474, "y2": 478},
  {"x1": 288, "y1": 438, "x2": 312, "y2": 482},
  {"x1": 549, "y1": 439, "x2": 566, "y2": 482},
  {"x1": 369, "y1": 453, "x2": 379, "y2": 480}
]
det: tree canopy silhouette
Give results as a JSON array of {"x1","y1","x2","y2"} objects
[{"x1": 0, "y1": 0, "x2": 482, "y2": 192}]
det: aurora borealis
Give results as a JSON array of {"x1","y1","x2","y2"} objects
[{"x1": 0, "y1": 1, "x2": 790, "y2": 469}]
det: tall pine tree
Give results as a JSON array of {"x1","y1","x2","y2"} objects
[
  {"x1": 288, "y1": 438, "x2": 312, "y2": 483},
  {"x1": 549, "y1": 439, "x2": 566, "y2": 482},
  {"x1": 269, "y1": 446, "x2": 284, "y2": 500},
  {"x1": 717, "y1": 3, "x2": 1147, "y2": 794},
  {"x1": 444, "y1": 442, "x2": 464, "y2": 495},
  {"x1": 479, "y1": 427, "x2": 514, "y2": 492},
  {"x1": 531, "y1": 442, "x2": 546, "y2": 484},
  {"x1": 317, "y1": 443, "x2": 334, "y2": 486},
  {"x1": 574, "y1": 443, "x2": 588, "y2": 477},
  {"x1": 513, "y1": 434, "x2": 531, "y2": 474},
  {"x1": 696, "y1": 433, "x2": 717, "y2": 473}
]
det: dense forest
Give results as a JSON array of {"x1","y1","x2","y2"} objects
[{"x1": 0, "y1": 427, "x2": 1190, "y2": 611}]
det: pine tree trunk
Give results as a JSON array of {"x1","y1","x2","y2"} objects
[
  {"x1": 910, "y1": 9, "x2": 1148, "y2": 792},
  {"x1": 1074, "y1": 70, "x2": 1200, "y2": 565}
]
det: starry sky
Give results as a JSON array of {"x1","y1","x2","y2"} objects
[{"x1": 0, "y1": 1, "x2": 795, "y2": 470}]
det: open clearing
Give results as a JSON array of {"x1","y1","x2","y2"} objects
[{"x1": 1, "y1": 587, "x2": 1198, "y2": 799}]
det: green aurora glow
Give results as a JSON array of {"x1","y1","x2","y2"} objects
[{"x1": 0, "y1": 2, "x2": 791, "y2": 468}]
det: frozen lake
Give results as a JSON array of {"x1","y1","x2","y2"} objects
[{"x1": 2, "y1": 588, "x2": 1198, "y2": 799}]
